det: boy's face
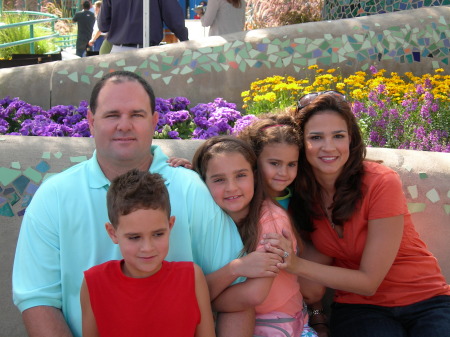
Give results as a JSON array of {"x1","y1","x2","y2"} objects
[{"x1": 106, "y1": 208, "x2": 175, "y2": 278}]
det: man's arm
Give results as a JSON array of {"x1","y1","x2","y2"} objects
[
  {"x1": 160, "y1": 0, "x2": 189, "y2": 41},
  {"x1": 97, "y1": 0, "x2": 112, "y2": 33},
  {"x1": 22, "y1": 306, "x2": 73, "y2": 337}
]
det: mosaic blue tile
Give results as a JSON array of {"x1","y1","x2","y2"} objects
[{"x1": 12, "y1": 175, "x2": 30, "y2": 195}]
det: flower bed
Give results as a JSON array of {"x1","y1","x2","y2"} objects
[
  {"x1": 0, "y1": 96, "x2": 256, "y2": 139},
  {"x1": 242, "y1": 66, "x2": 450, "y2": 152},
  {"x1": 1, "y1": 66, "x2": 449, "y2": 152}
]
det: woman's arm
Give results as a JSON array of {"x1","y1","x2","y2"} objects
[
  {"x1": 80, "y1": 278, "x2": 100, "y2": 337},
  {"x1": 193, "y1": 264, "x2": 216, "y2": 337},
  {"x1": 297, "y1": 240, "x2": 330, "y2": 303},
  {"x1": 264, "y1": 215, "x2": 404, "y2": 296},
  {"x1": 205, "y1": 251, "x2": 281, "y2": 301},
  {"x1": 200, "y1": 0, "x2": 219, "y2": 27}
]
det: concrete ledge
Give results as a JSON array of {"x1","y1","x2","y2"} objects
[{"x1": 0, "y1": 136, "x2": 449, "y2": 336}]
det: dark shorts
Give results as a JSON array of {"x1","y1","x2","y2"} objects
[{"x1": 330, "y1": 295, "x2": 450, "y2": 337}]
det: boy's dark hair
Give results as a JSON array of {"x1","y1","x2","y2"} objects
[
  {"x1": 83, "y1": 1, "x2": 91, "y2": 10},
  {"x1": 107, "y1": 169, "x2": 170, "y2": 228}
]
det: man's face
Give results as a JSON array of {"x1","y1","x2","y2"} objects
[{"x1": 88, "y1": 80, "x2": 158, "y2": 171}]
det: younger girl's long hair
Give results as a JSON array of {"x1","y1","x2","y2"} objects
[
  {"x1": 292, "y1": 94, "x2": 366, "y2": 232},
  {"x1": 192, "y1": 135, "x2": 265, "y2": 254}
]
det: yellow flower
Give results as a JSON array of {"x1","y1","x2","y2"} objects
[
  {"x1": 308, "y1": 64, "x2": 318, "y2": 70},
  {"x1": 336, "y1": 82, "x2": 346, "y2": 90}
]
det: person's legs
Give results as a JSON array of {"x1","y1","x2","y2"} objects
[
  {"x1": 215, "y1": 309, "x2": 255, "y2": 337},
  {"x1": 330, "y1": 302, "x2": 406, "y2": 337},
  {"x1": 402, "y1": 295, "x2": 450, "y2": 337},
  {"x1": 93, "y1": 36, "x2": 104, "y2": 52}
]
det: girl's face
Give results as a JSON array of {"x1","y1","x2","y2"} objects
[
  {"x1": 205, "y1": 152, "x2": 254, "y2": 223},
  {"x1": 303, "y1": 110, "x2": 350, "y2": 184},
  {"x1": 258, "y1": 143, "x2": 299, "y2": 197}
]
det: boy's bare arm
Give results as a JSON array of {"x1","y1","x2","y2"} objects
[
  {"x1": 80, "y1": 278, "x2": 100, "y2": 337},
  {"x1": 193, "y1": 264, "x2": 216, "y2": 337}
]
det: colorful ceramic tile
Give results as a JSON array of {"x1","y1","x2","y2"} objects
[
  {"x1": 407, "y1": 202, "x2": 426, "y2": 213},
  {"x1": 35, "y1": 161, "x2": 49, "y2": 173},
  {"x1": 0, "y1": 167, "x2": 21, "y2": 186},
  {"x1": 0, "y1": 203, "x2": 14, "y2": 217},
  {"x1": 12, "y1": 175, "x2": 30, "y2": 195},
  {"x1": 426, "y1": 188, "x2": 440, "y2": 203}
]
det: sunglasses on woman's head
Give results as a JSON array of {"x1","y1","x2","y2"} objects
[{"x1": 296, "y1": 90, "x2": 346, "y2": 111}]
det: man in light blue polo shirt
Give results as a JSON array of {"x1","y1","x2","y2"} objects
[{"x1": 12, "y1": 71, "x2": 255, "y2": 337}]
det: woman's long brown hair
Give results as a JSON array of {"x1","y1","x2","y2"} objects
[{"x1": 292, "y1": 94, "x2": 366, "y2": 232}]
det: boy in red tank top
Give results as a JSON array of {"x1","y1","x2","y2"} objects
[{"x1": 80, "y1": 169, "x2": 215, "y2": 337}]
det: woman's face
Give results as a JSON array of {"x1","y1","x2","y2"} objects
[{"x1": 303, "y1": 110, "x2": 350, "y2": 183}]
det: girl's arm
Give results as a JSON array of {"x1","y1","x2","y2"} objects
[
  {"x1": 193, "y1": 264, "x2": 216, "y2": 337},
  {"x1": 264, "y1": 215, "x2": 404, "y2": 296},
  {"x1": 212, "y1": 275, "x2": 274, "y2": 312},
  {"x1": 80, "y1": 278, "x2": 100, "y2": 337},
  {"x1": 205, "y1": 251, "x2": 281, "y2": 301}
]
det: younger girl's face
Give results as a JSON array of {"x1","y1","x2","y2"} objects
[
  {"x1": 205, "y1": 152, "x2": 254, "y2": 223},
  {"x1": 258, "y1": 143, "x2": 299, "y2": 197}
]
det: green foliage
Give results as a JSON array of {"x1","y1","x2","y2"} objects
[{"x1": 0, "y1": 13, "x2": 59, "y2": 59}]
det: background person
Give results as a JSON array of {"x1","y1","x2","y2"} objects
[
  {"x1": 12, "y1": 71, "x2": 256, "y2": 337},
  {"x1": 98, "y1": 0, "x2": 188, "y2": 53},
  {"x1": 200, "y1": 0, "x2": 246, "y2": 36},
  {"x1": 80, "y1": 170, "x2": 215, "y2": 337},
  {"x1": 263, "y1": 92, "x2": 450, "y2": 337},
  {"x1": 72, "y1": 0, "x2": 95, "y2": 57},
  {"x1": 88, "y1": 1, "x2": 106, "y2": 52}
]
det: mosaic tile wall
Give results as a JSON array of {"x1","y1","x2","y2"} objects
[
  {"x1": 1, "y1": 139, "x2": 449, "y2": 219},
  {"x1": 47, "y1": 6, "x2": 450, "y2": 109},
  {"x1": 323, "y1": 0, "x2": 450, "y2": 20},
  {"x1": 0, "y1": 148, "x2": 88, "y2": 217}
]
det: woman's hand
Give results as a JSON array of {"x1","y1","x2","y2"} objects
[
  {"x1": 231, "y1": 251, "x2": 282, "y2": 278},
  {"x1": 167, "y1": 156, "x2": 193, "y2": 169},
  {"x1": 260, "y1": 228, "x2": 295, "y2": 272}
]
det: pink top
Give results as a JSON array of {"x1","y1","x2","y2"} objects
[{"x1": 255, "y1": 200, "x2": 303, "y2": 316}]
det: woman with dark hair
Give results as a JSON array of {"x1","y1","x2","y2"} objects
[
  {"x1": 200, "y1": 0, "x2": 246, "y2": 36},
  {"x1": 264, "y1": 91, "x2": 450, "y2": 337}
]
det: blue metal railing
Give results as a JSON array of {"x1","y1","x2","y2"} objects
[{"x1": 0, "y1": 11, "x2": 76, "y2": 54}]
